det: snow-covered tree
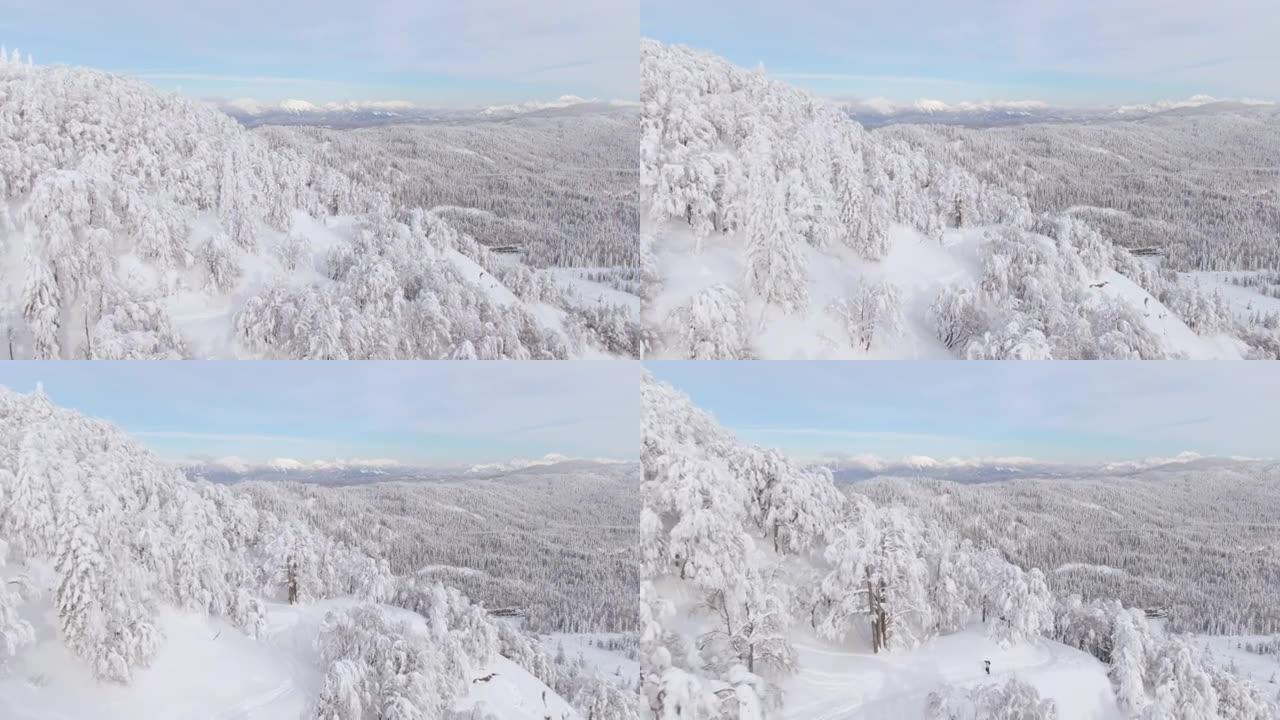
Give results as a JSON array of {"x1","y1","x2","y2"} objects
[
  {"x1": 928, "y1": 678, "x2": 1059, "y2": 720},
  {"x1": 828, "y1": 281, "x2": 904, "y2": 352},
  {"x1": 662, "y1": 284, "x2": 751, "y2": 359}
]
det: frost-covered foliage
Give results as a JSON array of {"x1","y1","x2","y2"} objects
[
  {"x1": 643, "y1": 375, "x2": 1280, "y2": 718},
  {"x1": 0, "y1": 50, "x2": 629, "y2": 358},
  {"x1": 235, "y1": 210, "x2": 569, "y2": 360},
  {"x1": 0, "y1": 537, "x2": 35, "y2": 663},
  {"x1": 312, "y1": 591, "x2": 497, "y2": 720},
  {"x1": 640, "y1": 374, "x2": 1059, "y2": 713},
  {"x1": 966, "y1": 226, "x2": 1166, "y2": 359},
  {"x1": 641, "y1": 40, "x2": 1016, "y2": 262},
  {"x1": 641, "y1": 39, "x2": 1267, "y2": 358},
  {"x1": 1051, "y1": 597, "x2": 1279, "y2": 719},
  {"x1": 661, "y1": 284, "x2": 752, "y2": 359},
  {"x1": 927, "y1": 678, "x2": 1058, "y2": 719},
  {"x1": 828, "y1": 281, "x2": 903, "y2": 352},
  {"x1": 852, "y1": 465, "x2": 1280, "y2": 637},
  {"x1": 0, "y1": 53, "x2": 359, "y2": 358},
  {"x1": 928, "y1": 283, "x2": 982, "y2": 351}
]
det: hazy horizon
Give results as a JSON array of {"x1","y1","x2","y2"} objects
[{"x1": 0, "y1": 362, "x2": 639, "y2": 465}]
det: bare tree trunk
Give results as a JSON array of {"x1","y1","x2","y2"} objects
[
  {"x1": 287, "y1": 557, "x2": 299, "y2": 604},
  {"x1": 866, "y1": 570, "x2": 881, "y2": 653}
]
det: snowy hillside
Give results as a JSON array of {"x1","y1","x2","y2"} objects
[
  {"x1": 0, "y1": 49, "x2": 632, "y2": 359},
  {"x1": 640, "y1": 372, "x2": 1280, "y2": 718},
  {"x1": 852, "y1": 460, "x2": 1280, "y2": 638},
  {"x1": 0, "y1": 386, "x2": 636, "y2": 719},
  {"x1": 639, "y1": 40, "x2": 1279, "y2": 359},
  {"x1": 220, "y1": 461, "x2": 640, "y2": 636}
]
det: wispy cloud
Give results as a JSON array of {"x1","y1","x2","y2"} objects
[
  {"x1": 125, "y1": 71, "x2": 326, "y2": 85},
  {"x1": 740, "y1": 427, "x2": 957, "y2": 443},
  {"x1": 646, "y1": 362, "x2": 1280, "y2": 463},
  {"x1": 644, "y1": 0, "x2": 1280, "y2": 103},
  {"x1": 130, "y1": 430, "x2": 302, "y2": 443},
  {"x1": 2, "y1": 0, "x2": 636, "y2": 103},
  {"x1": 773, "y1": 72, "x2": 973, "y2": 87},
  {"x1": 0, "y1": 363, "x2": 637, "y2": 465}
]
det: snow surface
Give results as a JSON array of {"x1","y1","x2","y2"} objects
[
  {"x1": 539, "y1": 632, "x2": 640, "y2": 688},
  {"x1": 1195, "y1": 634, "x2": 1280, "y2": 688},
  {"x1": 779, "y1": 629, "x2": 1123, "y2": 720},
  {"x1": 1094, "y1": 267, "x2": 1245, "y2": 359},
  {"x1": 0, "y1": 596, "x2": 572, "y2": 720},
  {"x1": 647, "y1": 221, "x2": 1242, "y2": 359},
  {"x1": 1192, "y1": 271, "x2": 1280, "y2": 320},
  {"x1": 0, "y1": 600, "x2": 330, "y2": 720},
  {"x1": 454, "y1": 656, "x2": 582, "y2": 719}
]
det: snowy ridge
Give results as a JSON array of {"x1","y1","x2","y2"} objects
[
  {"x1": 640, "y1": 39, "x2": 1272, "y2": 359},
  {"x1": 0, "y1": 48, "x2": 623, "y2": 359},
  {"x1": 640, "y1": 373, "x2": 1279, "y2": 718},
  {"x1": 481, "y1": 94, "x2": 593, "y2": 115}
]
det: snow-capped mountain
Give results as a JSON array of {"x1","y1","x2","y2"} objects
[
  {"x1": 481, "y1": 94, "x2": 594, "y2": 116},
  {"x1": 840, "y1": 94, "x2": 1279, "y2": 128},
  {"x1": 825, "y1": 452, "x2": 1273, "y2": 484}
]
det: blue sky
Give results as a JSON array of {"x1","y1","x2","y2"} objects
[
  {"x1": 0, "y1": 362, "x2": 638, "y2": 465},
  {"x1": 642, "y1": 0, "x2": 1280, "y2": 105},
  {"x1": 645, "y1": 362, "x2": 1280, "y2": 463},
  {"x1": 0, "y1": 0, "x2": 636, "y2": 105}
]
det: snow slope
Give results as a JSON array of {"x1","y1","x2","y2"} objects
[
  {"x1": 540, "y1": 633, "x2": 640, "y2": 688},
  {"x1": 780, "y1": 629, "x2": 1122, "y2": 720},
  {"x1": 0, "y1": 600, "x2": 329, "y2": 720},
  {"x1": 455, "y1": 656, "x2": 582, "y2": 720},
  {"x1": 1195, "y1": 635, "x2": 1280, "y2": 688},
  {"x1": 647, "y1": 221, "x2": 1243, "y2": 358},
  {"x1": 0, "y1": 595, "x2": 579, "y2": 720}
]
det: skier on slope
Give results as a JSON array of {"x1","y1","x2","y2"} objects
[{"x1": 984, "y1": 660, "x2": 991, "y2": 675}]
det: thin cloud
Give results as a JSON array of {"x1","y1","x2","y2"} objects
[{"x1": 130, "y1": 430, "x2": 303, "y2": 443}]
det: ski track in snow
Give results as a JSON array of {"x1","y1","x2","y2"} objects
[{"x1": 209, "y1": 679, "x2": 297, "y2": 720}]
